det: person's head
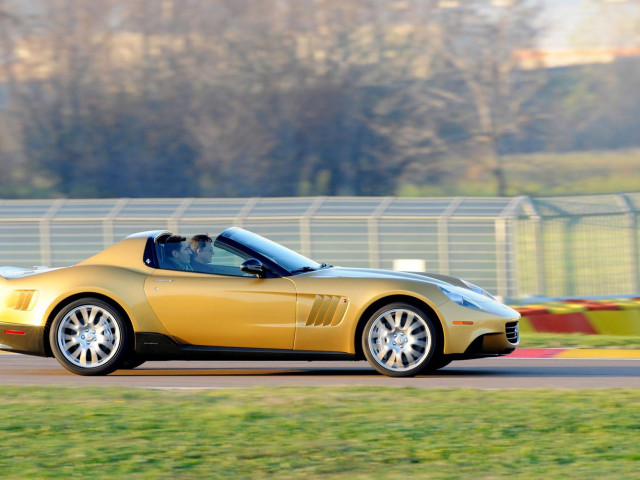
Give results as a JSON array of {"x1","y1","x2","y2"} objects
[
  {"x1": 165, "y1": 235, "x2": 191, "y2": 265},
  {"x1": 190, "y1": 234, "x2": 214, "y2": 264}
]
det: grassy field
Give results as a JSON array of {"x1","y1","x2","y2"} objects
[
  {"x1": 520, "y1": 333, "x2": 640, "y2": 349},
  {"x1": 0, "y1": 387, "x2": 639, "y2": 479},
  {"x1": 399, "y1": 148, "x2": 640, "y2": 197}
]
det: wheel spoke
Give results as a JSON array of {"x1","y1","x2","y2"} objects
[
  {"x1": 404, "y1": 350, "x2": 416, "y2": 365},
  {"x1": 90, "y1": 345, "x2": 105, "y2": 361},
  {"x1": 404, "y1": 311, "x2": 415, "y2": 329},
  {"x1": 376, "y1": 345, "x2": 389, "y2": 360},
  {"x1": 79, "y1": 348, "x2": 89, "y2": 365},
  {"x1": 68, "y1": 312, "x2": 81, "y2": 330},
  {"x1": 87, "y1": 307, "x2": 98, "y2": 326},
  {"x1": 394, "y1": 311, "x2": 402, "y2": 328}
]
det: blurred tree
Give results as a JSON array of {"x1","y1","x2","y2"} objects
[
  {"x1": 435, "y1": 0, "x2": 549, "y2": 196},
  {"x1": 0, "y1": 0, "x2": 618, "y2": 200}
]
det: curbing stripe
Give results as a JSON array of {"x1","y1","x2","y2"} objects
[
  {"x1": 526, "y1": 312, "x2": 598, "y2": 334},
  {"x1": 510, "y1": 348, "x2": 640, "y2": 359},
  {"x1": 508, "y1": 348, "x2": 568, "y2": 358},
  {"x1": 585, "y1": 310, "x2": 640, "y2": 336},
  {"x1": 554, "y1": 349, "x2": 640, "y2": 359},
  {"x1": 513, "y1": 299, "x2": 640, "y2": 336}
]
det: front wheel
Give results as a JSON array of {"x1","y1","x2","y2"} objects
[
  {"x1": 50, "y1": 298, "x2": 129, "y2": 376},
  {"x1": 362, "y1": 303, "x2": 438, "y2": 377}
]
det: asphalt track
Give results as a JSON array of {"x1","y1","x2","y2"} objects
[{"x1": 1, "y1": 352, "x2": 640, "y2": 389}]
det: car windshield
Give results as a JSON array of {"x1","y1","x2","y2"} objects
[{"x1": 217, "y1": 228, "x2": 322, "y2": 275}]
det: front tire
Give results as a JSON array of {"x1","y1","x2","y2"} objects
[
  {"x1": 362, "y1": 303, "x2": 438, "y2": 377},
  {"x1": 120, "y1": 355, "x2": 146, "y2": 370},
  {"x1": 50, "y1": 298, "x2": 129, "y2": 376}
]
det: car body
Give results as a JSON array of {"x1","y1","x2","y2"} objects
[{"x1": 0, "y1": 228, "x2": 520, "y2": 376}]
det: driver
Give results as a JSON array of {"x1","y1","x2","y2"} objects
[
  {"x1": 164, "y1": 235, "x2": 194, "y2": 271},
  {"x1": 189, "y1": 234, "x2": 217, "y2": 273}
]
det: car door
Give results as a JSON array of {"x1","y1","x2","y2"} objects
[{"x1": 144, "y1": 265, "x2": 297, "y2": 350}]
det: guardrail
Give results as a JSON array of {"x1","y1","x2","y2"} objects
[{"x1": 0, "y1": 193, "x2": 638, "y2": 301}]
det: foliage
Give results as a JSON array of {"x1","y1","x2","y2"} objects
[
  {"x1": 0, "y1": 0, "x2": 638, "y2": 199},
  {"x1": 0, "y1": 0, "x2": 555, "y2": 198}
]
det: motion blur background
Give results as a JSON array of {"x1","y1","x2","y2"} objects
[
  {"x1": 0, "y1": 0, "x2": 639, "y2": 198},
  {"x1": 0, "y1": 0, "x2": 639, "y2": 301}
]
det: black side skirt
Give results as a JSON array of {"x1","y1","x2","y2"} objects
[{"x1": 134, "y1": 333, "x2": 356, "y2": 361}]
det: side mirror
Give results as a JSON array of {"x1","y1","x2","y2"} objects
[{"x1": 241, "y1": 258, "x2": 266, "y2": 277}]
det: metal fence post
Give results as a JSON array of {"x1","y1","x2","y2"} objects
[
  {"x1": 300, "y1": 197, "x2": 326, "y2": 258},
  {"x1": 563, "y1": 217, "x2": 577, "y2": 297},
  {"x1": 437, "y1": 197, "x2": 463, "y2": 275},
  {"x1": 233, "y1": 197, "x2": 259, "y2": 228},
  {"x1": 368, "y1": 197, "x2": 393, "y2": 269},
  {"x1": 168, "y1": 198, "x2": 195, "y2": 233},
  {"x1": 103, "y1": 198, "x2": 129, "y2": 248},
  {"x1": 39, "y1": 199, "x2": 65, "y2": 266},
  {"x1": 619, "y1": 193, "x2": 639, "y2": 293}
]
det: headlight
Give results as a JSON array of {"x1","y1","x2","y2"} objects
[
  {"x1": 461, "y1": 280, "x2": 496, "y2": 301},
  {"x1": 438, "y1": 286, "x2": 482, "y2": 310}
]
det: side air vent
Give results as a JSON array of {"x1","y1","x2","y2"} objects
[
  {"x1": 305, "y1": 295, "x2": 349, "y2": 327},
  {"x1": 7, "y1": 290, "x2": 39, "y2": 311},
  {"x1": 505, "y1": 321, "x2": 519, "y2": 344}
]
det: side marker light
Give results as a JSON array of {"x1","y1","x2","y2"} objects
[
  {"x1": 5, "y1": 330, "x2": 26, "y2": 335},
  {"x1": 452, "y1": 321, "x2": 474, "y2": 325}
]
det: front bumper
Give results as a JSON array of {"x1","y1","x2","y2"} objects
[
  {"x1": 0, "y1": 323, "x2": 46, "y2": 356},
  {"x1": 466, "y1": 320, "x2": 519, "y2": 355}
]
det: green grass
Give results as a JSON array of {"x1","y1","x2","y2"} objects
[
  {"x1": 398, "y1": 148, "x2": 640, "y2": 197},
  {"x1": 520, "y1": 333, "x2": 640, "y2": 349},
  {"x1": 1, "y1": 387, "x2": 639, "y2": 479}
]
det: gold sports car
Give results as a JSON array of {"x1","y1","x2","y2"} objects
[{"x1": 0, "y1": 228, "x2": 520, "y2": 377}]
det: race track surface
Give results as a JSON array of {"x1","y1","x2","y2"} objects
[{"x1": 2, "y1": 354, "x2": 640, "y2": 389}]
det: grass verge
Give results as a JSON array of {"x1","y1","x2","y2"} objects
[
  {"x1": 519, "y1": 333, "x2": 640, "y2": 349},
  {"x1": 1, "y1": 387, "x2": 639, "y2": 479}
]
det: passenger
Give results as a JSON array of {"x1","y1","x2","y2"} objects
[
  {"x1": 164, "y1": 235, "x2": 194, "y2": 271},
  {"x1": 189, "y1": 234, "x2": 217, "y2": 273}
]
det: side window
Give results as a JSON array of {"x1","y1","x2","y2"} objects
[
  {"x1": 207, "y1": 243, "x2": 256, "y2": 277},
  {"x1": 156, "y1": 241, "x2": 192, "y2": 272}
]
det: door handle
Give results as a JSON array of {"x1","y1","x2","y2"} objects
[{"x1": 154, "y1": 279, "x2": 174, "y2": 282}]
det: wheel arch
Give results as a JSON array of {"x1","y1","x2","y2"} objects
[
  {"x1": 43, "y1": 292, "x2": 134, "y2": 358},
  {"x1": 353, "y1": 295, "x2": 445, "y2": 360}
]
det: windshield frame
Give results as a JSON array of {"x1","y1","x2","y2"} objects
[{"x1": 215, "y1": 227, "x2": 322, "y2": 277}]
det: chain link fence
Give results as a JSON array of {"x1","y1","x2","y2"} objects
[{"x1": 0, "y1": 194, "x2": 638, "y2": 302}]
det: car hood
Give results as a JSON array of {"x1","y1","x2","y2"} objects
[{"x1": 302, "y1": 266, "x2": 467, "y2": 289}]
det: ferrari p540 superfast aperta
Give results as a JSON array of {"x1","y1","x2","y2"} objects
[{"x1": 0, "y1": 228, "x2": 520, "y2": 377}]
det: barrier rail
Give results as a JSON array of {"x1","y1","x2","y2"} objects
[{"x1": 0, "y1": 193, "x2": 638, "y2": 301}]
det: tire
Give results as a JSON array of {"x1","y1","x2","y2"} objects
[
  {"x1": 362, "y1": 302, "x2": 438, "y2": 377},
  {"x1": 120, "y1": 356, "x2": 146, "y2": 370},
  {"x1": 50, "y1": 298, "x2": 129, "y2": 376},
  {"x1": 422, "y1": 355, "x2": 452, "y2": 372}
]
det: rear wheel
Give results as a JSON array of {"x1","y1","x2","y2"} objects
[
  {"x1": 362, "y1": 303, "x2": 438, "y2": 377},
  {"x1": 50, "y1": 298, "x2": 129, "y2": 376}
]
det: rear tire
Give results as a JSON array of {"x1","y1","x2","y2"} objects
[
  {"x1": 50, "y1": 298, "x2": 129, "y2": 376},
  {"x1": 362, "y1": 303, "x2": 438, "y2": 377}
]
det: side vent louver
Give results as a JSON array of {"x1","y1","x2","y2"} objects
[
  {"x1": 7, "y1": 290, "x2": 39, "y2": 311},
  {"x1": 305, "y1": 295, "x2": 349, "y2": 327}
]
